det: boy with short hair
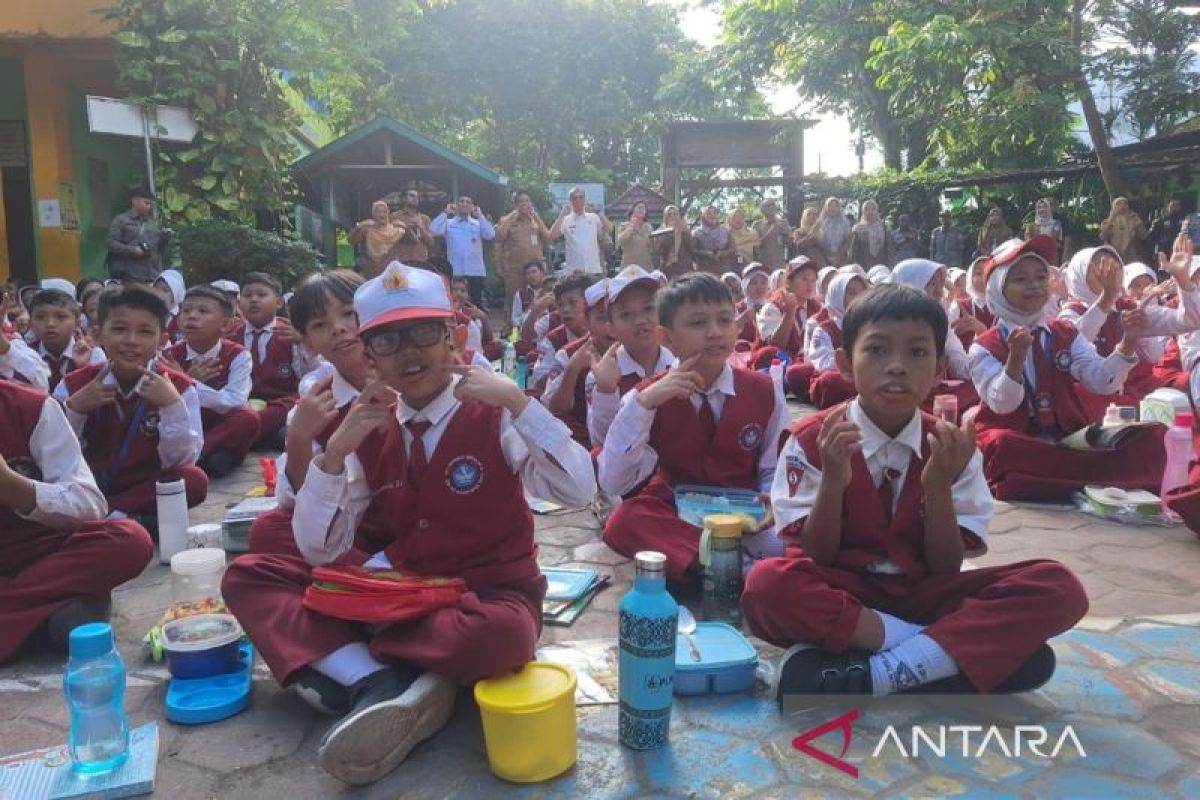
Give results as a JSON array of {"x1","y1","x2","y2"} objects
[
  {"x1": 222, "y1": 262, "x2": 596, "y2": 785},
  {"x1": 162, "y1": 285, "x2": 259, "y2": 478},
  {"x1": 449, "y1": 275, "x2": 503, "y2": 362},
  {"x1": 0, "y1": 290, "x2": 49, "y2": 389},
  {"x1": 743, "y1": 284, "x2": 1087, "y2": 698},
  {"x1": 54, "y1": 284, "x2": 208, "y2": 516},
  {"x1": 598, "y1": 273, "x2": 789, "y2": 579},
  {"x1": 541, "y1": 279, "x2": 615, "y2": 446},
  {"x1": 27, "y1": 289, "x2": 106, "y2": 390},
  {"x1": 234, "y1": 272, "x2": 306, "y2": 447},
  {"x1": 511, "y1": 259, "x2": 547, "y2": 330},
  {"x1": 528, "y1": 271, "x2": 595, "y2": 390},
  {"x1": 0, "y1": 379, "x2": 153, "y2": 663}
]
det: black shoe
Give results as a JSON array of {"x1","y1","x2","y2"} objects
[
  {"x1": 43, "y1": 597, "x2": 112, "y2": 653},
  {"x1": 775, "y1": 645, "x2": 873, "y2": 699},
  {"x1": 291, "y1": 667, "x2": 352, "y2": 716},
  {"x1": 906, "y1": 644, "x2": 1057, "y2": 695},
  {"x1": 200, "y1": 451, "x2": 237, "y2": 479}
]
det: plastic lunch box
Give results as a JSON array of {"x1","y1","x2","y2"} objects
[
  {"x1": 674, "y1": 485, "x2": 768, "y2": 530},
  {"x1": 673, "y1": 622, "x2": 759, "y2": 695}
]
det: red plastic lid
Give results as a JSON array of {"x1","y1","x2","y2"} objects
[
  {"x1": 1176, "y1": 413, "x2": 1194, "y2": 428},
  {"x1": 771, "y1": 358, "x2": 781, "y2": 366}
]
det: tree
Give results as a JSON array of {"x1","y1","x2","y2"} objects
[{"x1": 1070, "y1": 0, "x2": 1127, "y2": 200}]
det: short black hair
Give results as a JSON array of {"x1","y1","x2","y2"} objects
[
  {"x1": 241, "y1": 271, "x2": 283, "y2": 296},
  {"x1": 423, "y1": 257, "x2": 453, "y2": 281},
  {"x1": 75, "y1": 277, "x2": 104, "y2": 301},
  {"x1": 553, "y1": 271, "x2": 597, "y2": 301},
  {"x1": 96, "y1": 283, "x2": 168, "y2": 329},
  {"x1": 131, "y1": 187, "x2": 155, "y2": 201},
  {"x1": 841, "y1": 284, "x2": 947, "y2": 359},
  {"x1": 523, "y1": 259, "x2": 546, "y2": 274},
  {"x1": 183, "y1": 285, "x2": 234, "y2": 316},
  {"x1": 28, "y1": 289, "x2": 80, "y2": 317},
  {"x1": 450, "y1": 275, "x2": 469, "y2": 287},
  {"x1": 657, "y1": 272, "x2": 733, "y2": 328},
  {"x1": 289, "y1": 270, "x2": 364, "y2": 335}
]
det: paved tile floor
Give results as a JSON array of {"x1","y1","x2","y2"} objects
[{"x1": 5, "y1": 411, "x2": 1200, "y2": 798}]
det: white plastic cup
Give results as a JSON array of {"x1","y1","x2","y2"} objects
[{"x1": 156, "y1": 479, "x2": 190, "y2": 564}]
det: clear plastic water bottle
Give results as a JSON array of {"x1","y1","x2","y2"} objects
[
  {"x1": 502, "y1": 340, "x2": 517, "y2": 381},
  {"x1": 1162, "y1": 412, "x2": 1194, "y2": 516},
  {"x1": 515, "y1": 355, "x2": 528, "y2": 390},
  {"x1": 618, "y1": 551, "x2": 677, "y2": 750},
  {"x1": 700, "y1": 514, "x2": 744, "y2": 626},
  {"x1": 769, "y1": 358, "x2": 784, "y2": 393},
  {"x1": 64, "y1": 622, "x2": 129, "y2": 773}
]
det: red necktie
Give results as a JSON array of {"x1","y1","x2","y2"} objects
[
  {"x1": 698, "y1": 394, "x2": 718, "y2": 443},
  {"x1": 1030, "y1": 329, "x2": 1057, "y2": 433},
  {"x1": 45, "y1": 354, "x2": 64, "y2": 384},
  {"x1": 249, "y1": 329, "x2": 264, "y2": 372},
  {"x1": 405, "y1": 419, "x2": 431, "y2": 488}
]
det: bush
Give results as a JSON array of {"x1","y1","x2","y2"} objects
[{"x1": 177, "y1": 221, "x2": 320, "y2": 288}]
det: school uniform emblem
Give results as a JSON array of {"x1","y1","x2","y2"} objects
[
  {"x1": 141, "y1": 412, "x2": 161, "y2": 435},
  {"x1": 1055, "y1": 351, "x2": 1072, "y2": 371},
  {"x1": 6, "y1": 456, "x2": 42, "y2": 481},
  {"x1": 738, "y1": 423, "x2": 764, "y2": 451},
  {"x1": 785, "y1": 456, "x2": 804, "y2": 497},
  {"x1": 446, "y1": 456, "x2": 484, "y2": 494},
  {"x1": 278, "y1": 363, "x2": 294, "y2": 377}
]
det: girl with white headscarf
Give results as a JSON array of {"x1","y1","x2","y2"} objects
[
  {"x1": 814, "y1": 197, "x2": 850, "y2": 267},
  {"x1": 816, "y1": 266, "x2": 838, "y2": 301},
  {"x1": 946, "y1": 256, "x2": 996, "y2": 347},
  {"x1": 866, "y1": 264, "x2": 892, "y2": 285},
  {"x1": 806, "y1": 272, "x2": 866, "y2": 408},
  {"x1": 153, "y1": 268, "x2": 187, "y2": 343},
  {"x1": 736, "y1": 262, "x2": 772, "y2": 343},
  {"x1": 891, "y1": 259, "x2": 971, "y2": 380},
  {"x1": 967, "y1": 237, "x2": 1168, "y2": 501}
]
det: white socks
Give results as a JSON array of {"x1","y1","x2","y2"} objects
[
  {"x1": 869, "y1": 634, "x2": 959, "y2": 696},
  {"x1": 874, "y1": 610, "x2": 926, "y2": 650},
  {"x1": 312, "y1": 643, "x2": 389, "y2": 687}
]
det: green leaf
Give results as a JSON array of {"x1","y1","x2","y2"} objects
[
  {"x1": 194, "y1": 175, "x2": 218, "y2": 191},
  {"x1": 113, "y1": 31, "x2": 150, "y2": 48},
  {"x1": 157, "y1": 28, "x2": 189, "y2": 43}
]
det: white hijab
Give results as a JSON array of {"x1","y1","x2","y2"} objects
[
  {"x1": 1064, "y1": 245, "x2": 1121, "y2": 306},
  {"x1": 867, "y1": 264, "x2": 892, "y2": 285},
  {"x1": 985, "y1": 255, "x2": 1056, "y2": 328},
  {"x1": 825, "y1": 273, "x2": 865, "y2": 327},
  {"x1": 816, "y1": 266, "x2": 838, "y2": 300},
  {"x1": 966, "y1": 257, "x2": 988, "y2": 303},
  {"x1": 768, "y1": 268, "x2": 786, "y2": 291},
  {"x1": 891, "y1": 258, "x2": 943, "y2": 295},
  {"x1": 157, "y1": 269, "x2": 187, "y2": 312},
  {"x1": 1123, "y1": 262, "x2": 1156, "y2": 293}
]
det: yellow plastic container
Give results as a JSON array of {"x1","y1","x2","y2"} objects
[{"x1": 473, "y1": 661, "x2": 578, "y2": 783}]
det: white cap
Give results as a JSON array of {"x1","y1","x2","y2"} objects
[
  {"x1": 649, "y1": 269, "x2": 667, "y2": 284},
  {"x1": 354, "y1": 261, "x2": 453, "y2": 335},
  {"x1": 607, "y1": 265, "x2": 659, "y2": 304},
  {"x1": 41, "y1": 278, "x2": 76, "y2": 297},
  {"x1": 584, "y1": 278, "x2": 609, "y2": 309},
  {"x1": 210, "y1": 279, "x2": 240, "y2": 294},
  {"x1": 786, "y1": 256, "x2": 817, "y2": 278},
  {"x1": 20, "y1": 278, "x2": 76, "y2": 309},
  {"x1": 742, "y1": 261, "x2": 769, "y2": 279}
]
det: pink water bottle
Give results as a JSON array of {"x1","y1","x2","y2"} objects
[{"x1": 1161, "y1": 412, "x2": 1194, "y2": 515}]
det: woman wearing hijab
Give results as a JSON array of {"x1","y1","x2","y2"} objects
[
  {"x1": 790, "y1": 206, "x2": 825, "y2": 264},
  {"x1": 947, "y1": 256, "x2": 996, "y2": 348},
  {"x1": 652, "y1": 205, "x2": 694, "y2": 277},
  {"x1": 891, "y1": 258, "x2": 979, "y2": 413},
  {"x1": 348, "y1": 200, "x2": 409, "y2": 278},
  {"x1": 1060, "y1": 243, "x2": 1200, "y2": 398},
  {"x1": 814, "y1": 197, "x2": 850, "y2": 267},
  {"x1": 1023, "y1": 198, "x2": 1064, "y2": 262},
  {"x1": 977, "y1": 207, "x2": 1013, "y2": 256},
  {"x1": 1099, "y1": 197, "x2": 1149, "y2": 266},
  {"x1": 617, "y1": 201, "x2": 655, "y2": 269},
  {"x1": 727, "y1": 208, "x2": 759, "y2": 267},
  {"x1": 847, "y1": 200, "x2": 894, "y2": 268},
  {"x1": 968, "y1": 235, "x2": 1165, "y2": 501},
  {"x1": 806, "y1": 271, "x2": 867, "y2": 408}
]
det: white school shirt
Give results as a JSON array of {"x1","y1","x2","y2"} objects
[
  {"x1": 586, "y1": 345, "x2": 676, "y2": 448},
  {"x1": 186, "y1": 341, "x2": 252, "y2": 413},
  {"x1": 772, "y1": 398, "x2": 992, "y2": 574},
  {"x1": 967, "y1": 322, "x2": 1137, "y2": 417},
  {"x1": 806, "y1": 324, "x2": 839, "y2": 371},
  {"x1": 40, "y1": 338, "x2": 107, "y2": 370},
  {"x1": 1059, "y1": 284, "x2": 1200, "y2": 348},
  {"x1": 293, "y1": 374, "x2": 598, "y2": 566},
  {"x1": 0, "y1": 337, "x2": 50, "y2": 389},
  {"x1": 756, "y1": 300, "x2": 815, "y2": 344},
  {"x1": 15, "y1": 395, "x2": 109, "y2": 528},
  {"x1": 942, "y1": 320, "x2": 971, "y2": 381},
  {"x1": 276, "y1": 365, "x2": 363, "y2": 508},
  {"x1": 242, "y1": 319, "x2": 310, "y2": 383},
  {"x1": 597, "y1": 361, "x2": 789, "y2": 498},
  {"x1": 54, "y1": 364, "x2": 205, "y2": 469}
]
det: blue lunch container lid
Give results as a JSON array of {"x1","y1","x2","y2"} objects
[
  {"x1": 674, "y1": 622, "x2": 758, "y2": 673},
  {"x1": 69, "y1": 622, "x2": 115, "y2": 660}
]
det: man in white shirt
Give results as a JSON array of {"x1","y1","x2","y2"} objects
[{"x1": 549, "y1": 185, "x2": 613, "y2": 274}]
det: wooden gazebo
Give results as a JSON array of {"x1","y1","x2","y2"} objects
[{"x1": 606, "y1": 183, "x2": 672, "y2": 224}]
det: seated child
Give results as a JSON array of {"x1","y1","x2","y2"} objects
[
  {"x1": 27, "y1": 289, "x2": 106, "y2": 390},
  {"x1": 588, "y1": 265, "x2": 675, "y2": 448},
  {"x1": 450, "y1": 275, "x2": 503, "y2": 362},
  {"x1": 162, "y1": 286, "x2": 259, "y2": 478},
  {"x1": 510, "y1": 259, "x2": 548, "y2": 349},
  {"x1": 735, "y1": 262, "x2": 771, "y2": 345},
  {"x1": 75, "y1": 278, "x2": 104, "y2": 334},
  {"x1": 0, "y1": 379, "x2": 153, "y2": 663},
  {"x1": 234, "y1": 272, "x2": 306, "y2": 447},
  {"x1": 0, "y1": 290, "x2": 49, "y2": 389},
  {"x1": 541, "y1": 279, "x2": 613, "y2": 446},
  {"x1": 947, "y1": 256, "x2": 994, "y2": 349},
  {"x1": 816, "y1": 266, "x2": 838, "y2": 302},
  {"x1": 968, "y1": 235, "x2": 1166, "y2": 501},
  {"x1": 807, "y1": 272, "x2": 867, "y2": 408},
  {"x1": 530, "y1": 271, "x2": 595, "y2": 390},
  {"x1": 515, "y1": 268, "x2": 557, "y2": 360},
  {"x1": 221, "y1": 262, "x2": 596, "y2": 785},
  {"x1": 756, "y1": 256, "x2": 822, "y2": 401},
  {"x1": 153, "y1": 269, "x2": 187, "y2": 344},
  {"x1": 1060, "y1": 244, "x2": 1200, "y2": 398},
  {"x1": 598, "y1": 273, "x2": 789, "y2": 581},
  {"x1": 742, "y1": 283, "x2": 1087, "y2": 697},
  {"x1": 55, "y1": 284, "x2": 208, "y2": 517},
  {"x1": 721, "y1": 272, "x2": 745, "y2": 303}
]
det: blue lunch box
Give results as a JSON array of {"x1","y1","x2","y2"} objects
[
  {"x1": 673, "y1": 622, "x2": 759, "y2": 695},
  {"x1": 674, "y1": 485, "x2": 768, "y2": 530},
  {"x1": 161, "y1": 613, "x2": 243, "y2": 679}
]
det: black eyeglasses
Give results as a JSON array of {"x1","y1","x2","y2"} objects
[{"x1": 363, "y1": 321, "x2": 448, "y2": 356}]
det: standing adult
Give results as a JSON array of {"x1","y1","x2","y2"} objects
[
  {"x1": 348, "y1": 200, "x2": 408, "y2": 279},
  {"x1": 1024, "y1": 197, "x2": 1064, "y2": 262},
  {"x1": 391, "y1": 189, "x2": 434, "y2": 263},
  {"x1": 847, "y1": 199, "x2": 894, "y2": 267},
  {"x1": 977, "y1": 206, "x2": 1013, "y2": 256},
  {"x1": 549, "y1": 185, "x2": 612, "y2": 274},
  {"x1": 617, "y1": 201, "x2": 654, "y2": 269},
  {"x1": 1148, "y1": 198, "x2": 1197, "y2": 264},
  {"x1": 790, "y1": 206, "x2": 825, "y2": 264},
  {"x1": 727, "y1": 208, "x2": 758, "y2": 267},
  {"x1": 105, "y1": 188, "x2": 169, "y2": 283},
  {"x1": 495, "y1": 190, "x2": 550, "y2": 327},
  {"x1": 752, "y1": 199, "x2": 791, "y2": 271},
  {"x1": 929, "y1": 210, "x2": 965, "y2": 269},
  {"x1": 1098, "y1": 197, "x2": 1148, "y2": 266},
  {"x1": 430, "y1": 195, "x2": 495, "y2": 306},
  {"x1": 690, "y1": 205, "x2": 733, "y2": 274},
  {"x1": 813, "y1": 197, "x2": 850, "y2": 267},
  {"x1": 891, "y1": 213, "x2": 920, "y2": 262},
  {"x1": 653, "y1": 205, "x2": 694, "y2": 278}
]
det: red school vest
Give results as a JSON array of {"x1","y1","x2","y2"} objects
[
  {"x1": 644, "y1": 367, "x2": 775, "y2": 492},
  {"x1": 1153, "y1": 337, "x2": 1188, "y2": 389},
  {"x1": 166, "y1": 339, "x2": 245, "y2": 392},
  {"x1": 546, "y1": 324, "x2": 572, "y2": 353},
  {"x1": 754, "y1": 297, "x2": 822, "y2": 357},
  {"x1": 247, "y1": 320, "x2": 299, "y2": 400},
  {"x1": 789, "y1": 405, "x2": 935, "y2": 581},
  {"x1": 973, "y1": 321, "x2": 1095, "y2": 437},
  {"x1": 165, "y1": 313, "x2": 184, "y2": 344},
  {"x1": 63, "y1": 362, "x2": 195, "y2": 491},
  {"x1": 32, "y1": 340, "x2": 84, "y2": 392},
  {"x1": 0, "y1": 381, "x2": 57, "y2": 544},
  {"x1": 354, "y1": 401, "x2": 538, "y2": 592},
  {"x1": 817, "y1": 318, "x2": 844, "y2": 350},
  {"x1": 559, "y1": 336, "x2": 593, "y2": 443},
  {"x1": 955, "y1": 299, "x2": 995, "y2": 329},
  {"x1": 1065, "y1": 297, "x2": 1136, "y2": 357}
]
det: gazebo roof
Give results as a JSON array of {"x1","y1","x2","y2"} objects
[{"x1": 606, "y1": 183, "x2": 671, "y2": 218}]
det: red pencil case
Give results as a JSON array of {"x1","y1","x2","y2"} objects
[{"x1": 303, "y1": 565, "x2": 467, "y2": 624}]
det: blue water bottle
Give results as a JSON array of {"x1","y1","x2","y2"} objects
[
  {"x1": 619, "y1": 551, "x2": 678, "y2": 749},
  {"x1": 64, "y1": 622, "x2": 130, "y2": 773},
  {"x1": 515, "y1": 355, "x2": 528, "y2": 390}
]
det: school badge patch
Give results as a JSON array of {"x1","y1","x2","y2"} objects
[
  {"x1": 278, "y1": 363, "x2": 294, "y2": 377},
  {"x1": 785, "y1": 455, "x2": 804, "y2": 497},
  {"x1": 1055, "y1": 350, "x2": 1072, "y2": 371},
  {"x1": 5, "y1": 456, "x2": 42, "y2": 481},
  {"x1": 738, "y1": 423, "x2": 764, "y2": 451},
  {"x1": 140, "y1": 412, "x2": 161, "y2": 436},
  {"x1": 446, "y1": 455, "x2": 484, "y2": 494}
]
